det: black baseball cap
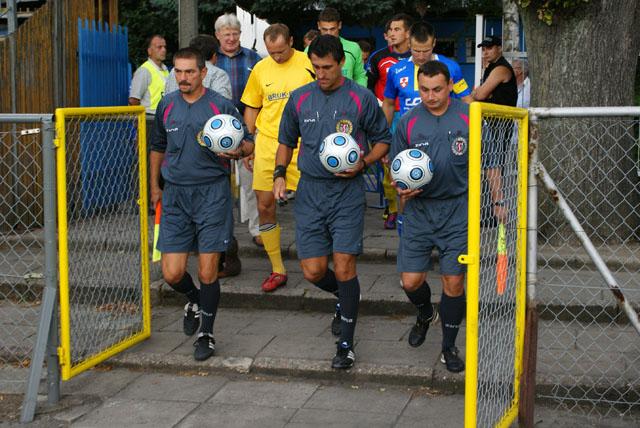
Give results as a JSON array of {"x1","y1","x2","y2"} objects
[{"x1": 477, "y1": 35, "x2": 502, "y2": 48}]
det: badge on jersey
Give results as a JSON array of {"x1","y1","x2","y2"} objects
[
  {"x1": 336, "y1": 119, "x2": 353, "y2": 134},
  {"x1": 399, "y1": 76, "x2": 409, "y2": 88},
  {"x1": 451, "y1": 136, "x2": 468, "y2": 156}
]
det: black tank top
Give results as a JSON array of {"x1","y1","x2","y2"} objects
[{"x1": 482, "y1": 56, "x2": 517, "y2": 106}]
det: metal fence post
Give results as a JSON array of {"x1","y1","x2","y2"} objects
[
  {"x1": 45, "y1": 117, "x2": 61, "y2": 404},
  {"x1": 20, "y1": 117, "x2": 59, "y2": 423},
  {"x1": 519, "y1": 115, "x2": 539, "y2": 427}
]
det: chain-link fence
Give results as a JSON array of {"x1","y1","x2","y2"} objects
[
  {"x1": 55, "y1": 107, "x2": 150, "y2": 380},
  {"x1": 0, "y1": 119, "x2": 47, "y2": 389},
  {"x1": 465, "y1": 103, "x2": 528, "y2": 428},
  {"x1": 531, "y1": 108, "x2": 640, "y2": 419}
]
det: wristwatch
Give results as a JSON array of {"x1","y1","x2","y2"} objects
[{"x1": 273, "y1": 165, "x2": 286, "y2": 181}]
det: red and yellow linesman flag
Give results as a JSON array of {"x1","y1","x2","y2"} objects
[
  {"x1": 496, "y1": 223, "x2": 508, "y2": 295},
  {"x1": 152, "y1": 201, "x2": 162, "y2": 263}
]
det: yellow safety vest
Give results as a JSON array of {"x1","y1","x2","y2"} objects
[{"x1": 141, "y1": 60, "x2": 169, "y2": 111}]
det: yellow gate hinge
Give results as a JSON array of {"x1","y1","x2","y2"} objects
[
  {"x1": 458, "y1": 254, "x2": 477, "y2": 265},
  {"x1": 57, "y1": 346, "x2": 66, "y2": 365}
]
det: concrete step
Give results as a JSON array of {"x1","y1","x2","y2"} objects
[
  {"x1": 102, "y1": 306, "x2": 640, "y2": 404},
  {"x1": 152, "y1": 256, "x2": 638, "y2": 324}
]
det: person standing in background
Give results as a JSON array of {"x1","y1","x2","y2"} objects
[
  {"x1": 215, "y1": 13, "x2": 265, "y2": 251},
  {"x1": 129, "y1": 34, "x2": 168, "y2": 115}
]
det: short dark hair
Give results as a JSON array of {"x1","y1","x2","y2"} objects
[
  {"x1": 358, "y1": 39, "x2": 372, "y2": 54},
  {"x1": 410, "y1": 22, "x2": 435, "y2": 43},
  {"x1": 384, "y1": 20, "x2": 392, "y2": 33},
  {"x1": 304, "y1": 29, "x2": 319, "y2": 42},
  {"x1": 389, "y1": 13, "x2": 414, "y2": 31},
  {"x1": 308, "y1": 34, "x2": 345, "y2": 63},
  {"x1": 263, "y1": 23, "x2": 291, "y2": 42},
  {"x1": 173, "y1": 47, "x2": 205, "y2": 70},
  {"x1": 145, "y1": 34, "x2": 164, "y2": 49},
  {"x1": 189, "y1": 34, "x2": 219, "y2": 62},
  {"x1": 418, "y1": 60, "x2": 450, "y2": 81},
  {"x1": 318, "y1": 7, "x2": 341, "y2": 23}
]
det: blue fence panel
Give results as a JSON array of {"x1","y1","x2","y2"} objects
[
  {"x1": 78, "y1": 120, "x2": 137, "y2": 215},
  {"x1": 78, "y1": 19, "x2": 129, "y2": 107},
  {"x1": 78, "y1": 20, "x2": 134, "y2": 213}
]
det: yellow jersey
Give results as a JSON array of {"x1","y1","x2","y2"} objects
[{"x1": 241, "y1": 49, "x2": 315, "y2": 139}]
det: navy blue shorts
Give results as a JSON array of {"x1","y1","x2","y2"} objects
[
  {"x1": 158, "y1": 179, "x2": 233, "y2": 254},
  {"x1": 397, "y1": 194, "x2": 467, "y2": 275},
  {"x1": 294, "y1": 174, "x2": 365, "y2": 259}
]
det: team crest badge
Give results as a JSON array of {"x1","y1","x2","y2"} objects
[
  {"x1": 196, "y1": 130, "x2": 206, "y2": 147},
  {"x1": 336, "y1": 119, "x2": 353, "y2": 134},
  {"x1": 451, "y1": 136, "x2": 468, "y2": 156},
  {"x1": 399, "y1": 77, "x2": 409, "y2": 88}
]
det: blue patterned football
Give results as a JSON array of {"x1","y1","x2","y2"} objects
[
  {"x1": 202, "y1": 114, "x2": 244, "y2": 153},
  {"x1": 319, "y1": 132, "x2": 361, "y2": 173},
  {"x1": 391, "y1": 149, "x2": 434, "y2": 190}
]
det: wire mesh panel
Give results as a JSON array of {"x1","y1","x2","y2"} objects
[
  {"x1": 55, "y1": 107, "x2": 150, "y2": 380},
  {"x1": 0, "y1": 122, "x2": 45, "y2": 389},
  {"x1": 534, "y1": 113, "x2": 640, "y2": 418},
  {"x1": 465, "y1": 103, "x2": 528, "y2": 428}
]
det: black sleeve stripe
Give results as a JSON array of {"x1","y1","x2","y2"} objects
[{"x1": 306, "y1": 68, "x2": 316, "y2": 79}]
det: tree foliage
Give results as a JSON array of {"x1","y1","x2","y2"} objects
[
  {"x1": 120, "y1": 0, "x2": 501, "y2": 65},
  {"x1": 120, "y1": 0, "x2": 235, "y2": 66},
  {"x1": 517, "y1": 0, "x2": 590, "y2": 25},
  {"x1": 234, "y1": 0, "x2": 501, "y2": 26}
]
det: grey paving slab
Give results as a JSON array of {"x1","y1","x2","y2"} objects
[
  {"x1": 355, "y1": 339, "x2": 441, "y2": 368},
  {"x1": 61, "y1": 368, "x2": 142, "y2": 398},
  {"x1": 118, "y1": 372, "x2": 227, "y2": 403},
  {"x1": 303, "y1": 384, "x2": 411, "y2": 415},
  {"x1": 536, "y1": 348, "x2": 628, "y2": 386},
  {"x1": 126, "y1": 331, "x2": 189, "y2": 355},
  {"x1": 237, "y1": 310, "x2": 328, "y2": 337},
  {"x1": 52, "y1": 395, "x2": 103, "y2": 425},
  {"x1": 397, "y1": 393, "x2": 464, "y2": 424},
  {"x1": 0, "y1": 367, "x2": 42, "y2": 394},
  {"x1": 175, "y1": 402, "x2": 295, "y2": 428},
  {"x1": 171, "y1": 332, "x2": 274, "y2": 359},
  {"x1": 531, "y1": 404, "x2": 639, "y2": 428},
  {"x1": 287, "y1": 408, "x2": 397, "y2": 428},
  {"x1": 72, "y1": 398, "x2": 198, "y2": 428},
  {"x1": 256, "y1": 335, "x2": 336, "y2": 361},
  {"x1": 151, "y1": 305, "x2": 183, "y2": 331},
  {"x1": 208, "y1": 379, "x2": 317, "y2": 408},
  {"x1": 318, "y1": 315, "x2": 412, "y2": 342},
  {"x1": 159, "y1": 308, "x2": 256, "y2": 335}
]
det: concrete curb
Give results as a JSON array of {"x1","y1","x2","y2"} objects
[
  {"x1": 107, "y1": 351, "x2": 465, "y2": 393},
  {"x1": 150, "y1": 278, "x2": 628, "y2": 323},
  {"x1": 150, "y1": 278, "x2": 418, "y2": 316}
]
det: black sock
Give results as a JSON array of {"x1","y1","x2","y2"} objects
[
  {"x1": 440, "y1": 293, "x2": 466, "y2": 351},
  {"x1": 199, "y1": 279, "x2": 221, "y2": 335},
  {"x1": 337, "y1": 276, "x2": 360, "y2": 347},
  {"x1": 403, "y1": 282, "x2": 433, "y2": 320},
  {"x1": 168, "y1": 272, "x2": 199, "y2": 304},
  {"x1": 312, "y1": 269, "x2": 339, "y2": 297}
]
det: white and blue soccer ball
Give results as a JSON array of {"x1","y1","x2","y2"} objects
[
  {"x1": 202, "y1": 114, "x2": 244, "y2": 153},
  {"x1": 390, "y1": 149, "x2": 434, "y2": 190},
  {"x1": 319, "y1": 132, "x2": 361, "y2": 173}
]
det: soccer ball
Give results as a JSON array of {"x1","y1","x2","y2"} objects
[
  {"x1": 319, "y1": 132, "x2": 361, "y2": 173},
  {"x1": 201, "y1": 114, "x2": 244, "y2": 153},
  {"x1": 390, "y1": 149, "x2": 434, "y2": 190}
]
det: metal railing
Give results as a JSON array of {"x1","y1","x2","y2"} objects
[
  {"x1": 528, "y1": 107, "x2": 640, "y2": 419},
  {"x1": 0, "y1": 114, "x2": 60, "y2": 422}
]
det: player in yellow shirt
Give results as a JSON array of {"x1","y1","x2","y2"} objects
[{"x1": 241, "y1": 23, "x2": 316, "y2": 292}]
